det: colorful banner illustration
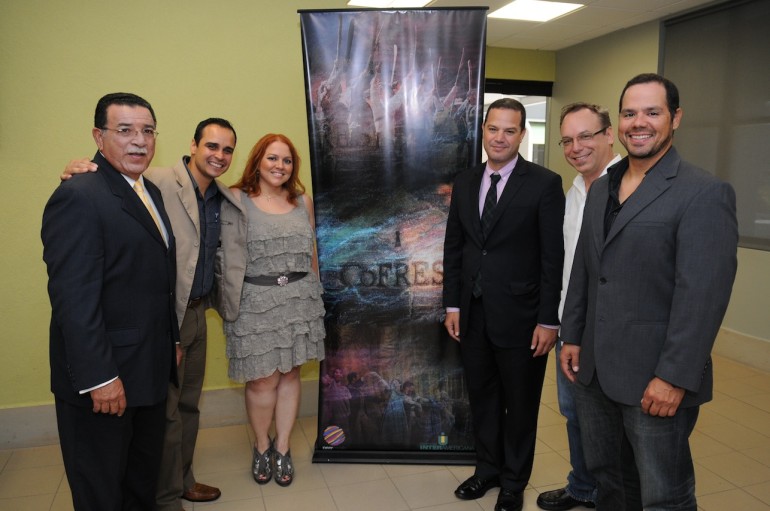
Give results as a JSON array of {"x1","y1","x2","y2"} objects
[{"x1": 299, "y1": 7, "x2": 487, "y2": 463}]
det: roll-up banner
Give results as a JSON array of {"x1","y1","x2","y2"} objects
[{"x1": 299, "y1": 7, "x2": 487, "y2": 464}]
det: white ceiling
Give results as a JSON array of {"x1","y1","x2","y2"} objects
[{"x1": 412, "y1": 0, "x2": 721, "y2": 50}]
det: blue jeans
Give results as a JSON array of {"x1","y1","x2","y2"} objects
[
  {"x1": 555, "y1": 342, "x2": 597, "y2": 503},
  {"x1": 573, "y1": 375, "x2": 699, "y2": 511}
]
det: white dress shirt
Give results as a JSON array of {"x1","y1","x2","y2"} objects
[{"x1": 559, "y1": 154, "x2": 621, "y2": 323}]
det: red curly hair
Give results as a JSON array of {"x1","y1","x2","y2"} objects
[{"x1": 232, "y1": 133, "x2": 306, "y2": 205}]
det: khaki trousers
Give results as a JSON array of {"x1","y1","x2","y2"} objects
[{"x1": 156, "y1": 300, "x2": 207, "y2": 511}]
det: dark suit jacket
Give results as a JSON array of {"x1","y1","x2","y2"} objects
[
  {"x1": 561, "y1": 147, "x2": 738, "y2": 407},
  {"x1": 42, "y1": 152, "x2": 178, "y2": 408},
  {"x1": 443, "y1": 157, "x2": 565, "y2": 345}
]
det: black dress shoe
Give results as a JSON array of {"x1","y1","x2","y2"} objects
[
  {"x1": 454, "y1": 475, "x2": 500, "y2": 500},
  {"x1": 495, "y1": 488, "x2": 523, "y2": 511},
  {"x1": 536, "y1": 487, "x2": 595, "y2": 510}
]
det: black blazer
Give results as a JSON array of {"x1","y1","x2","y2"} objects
[
  {"x1": 443, "y1": 157, "x2": 564, "y2": 346},
  {"x1": 42, "y1": 152, "x2": 178, "y2": 408}
]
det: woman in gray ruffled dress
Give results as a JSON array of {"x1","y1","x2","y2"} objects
[{"x1": 226, "y1": 133, "x2": 326, "y2": 486}]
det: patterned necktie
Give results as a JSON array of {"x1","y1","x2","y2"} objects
[
  {"x1": 473, "y1": 172, "x2": 501, "y2": 298},
  {"x1": 133, "y1": 180, "x2": 164, "y2": 240},
  {"x1": 480, "y1": 172, "x2": 501, "y2": 239}
]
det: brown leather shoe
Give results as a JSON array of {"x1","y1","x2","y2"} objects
[{"x1": 182, "y1": 482, "x2": 221, "y2": 502}]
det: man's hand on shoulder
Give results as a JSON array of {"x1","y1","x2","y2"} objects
[
  {"x1": 641, "y1": 376, "x2": 685, "y2": 417},
  {"x1": 90, "y1": 378, "x2": 127, "y2": 416},
  {"x1": 61, "y1": 158, "x2": 98, "y2": 181}
]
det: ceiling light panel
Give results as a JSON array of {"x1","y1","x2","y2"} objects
[{"x1": 489, "y1": 0, "x2": 584, "y2": 22}]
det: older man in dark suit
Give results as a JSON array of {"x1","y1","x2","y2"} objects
[
  {"x1": 560, "y1": 74, "x2": 738, "y2": 510},
  {"x1": 63, "y1": 118, "x2": 248, "y2": 510},
  {"x1": 42, "y1": 92, "x2": 178, "y2": 511},
  {"x1": 443, "y1": 98, "x2": 565, "y2": 511}
]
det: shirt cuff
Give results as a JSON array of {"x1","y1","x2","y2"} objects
[
  {"x1": 80, "y1": 376, "x2": 118, "y2": 394},
  {"x1": 446, "y1": 307, "x2": 460, "y2": 313}
]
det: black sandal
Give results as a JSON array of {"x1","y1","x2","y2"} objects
[
  {"x1": 272, "y1": 447, "x2": 294, "y2": 487},
  {"x1": 252, "y1": 440, "x2": 273, "y2": 484}
]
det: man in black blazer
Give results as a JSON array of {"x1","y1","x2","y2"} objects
[
  {"x1": 443, "y1": 98, "x2": 565, "y2": 511},
  {"x1": 42, "y1": 93, "x2": 178, "y2": 511},
  {"x1": 560, "y1": 74, "x2": 738, "y2": 509}
]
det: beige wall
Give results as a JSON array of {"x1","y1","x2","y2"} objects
[
  {"x1": 486, "y1": 46, "x2": 555, "y2": 82},
  {"x1": 1, "y1": 2, "x2": 766, "y2": 413}
]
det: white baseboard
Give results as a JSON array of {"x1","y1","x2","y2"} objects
[
  {"x1": 0, "y1": 379, "x2": 319, "y2": 450},
  {"x1": 0, "y1": 403, "x2": 59, "y2": 450}
]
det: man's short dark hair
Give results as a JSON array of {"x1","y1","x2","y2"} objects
[
  {"x1": 559, "y1": 102, "x2": 612, "y2": 129},
  {"x1": 619, "y1": 73, "x2": 680, "y2": 117},
  {"x1": 485, "y1": 97, "x2": 526, "y2": 131},
  {"x1": 94, "y1": 92, "x2": 156, "y2": 129},
  {"x1": 193, "y1": 118, "x2": 237, "y2": 146}
]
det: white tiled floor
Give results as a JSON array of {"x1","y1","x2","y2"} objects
[{"x1": 1, "y1": 353, "x2": 768, "y2": 510}]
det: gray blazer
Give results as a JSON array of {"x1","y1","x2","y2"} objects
[{"x1": 560, "y1": 147, "x2": 738, "y2": 408}]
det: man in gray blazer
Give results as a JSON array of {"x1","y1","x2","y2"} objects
[
  {"x1": 64, "y1": 118, "x2": 248, "y2": 511},
  {"x1": 560, "y1": 74, "x2": 738, "y2": 510}
]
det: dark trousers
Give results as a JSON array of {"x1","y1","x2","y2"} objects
[
  {"x1": 56, "y1": 397, "x2": 166, "y2": 511},
  {"x1": 573, "y1": 375, "x2": 698, "y2": 511},
  {"x1": 460, "y1": 297, "x2": 548, "y2": 492},
  {"x1": 156, "y1": 300, "x2": 207, "y2": 511}
]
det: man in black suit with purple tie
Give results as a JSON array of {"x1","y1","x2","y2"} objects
[{"x1": 443, "y1": 98, "x2": 565, "y2": 511}]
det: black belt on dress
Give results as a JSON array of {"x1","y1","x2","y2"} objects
[{"x1": 244, "y1": 272, "x2": 308, "y2": 287}]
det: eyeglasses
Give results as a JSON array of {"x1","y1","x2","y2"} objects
[
  {"x1": 101, "y1": 127, "x2": 159, "y2": 140},
  {"x1": 558, "y1": 127, "x2": 608, "y2": 148}
]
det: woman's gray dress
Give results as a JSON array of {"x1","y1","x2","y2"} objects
[{"x1": 225, "y1": 193, "x2": 325, "y2": 382}]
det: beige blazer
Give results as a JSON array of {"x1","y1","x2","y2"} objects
[
  {"x1": 145, "y1": 158, "x2": 247, "y2": 327},
  {"x1": 211, "y1": 188, "x2": 247, "y2": 321}
]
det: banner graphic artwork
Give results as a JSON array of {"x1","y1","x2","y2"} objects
[{"x1": 299, "y1": 8, "x2": 487, "y2": 463}]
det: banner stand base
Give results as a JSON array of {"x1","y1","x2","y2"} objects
[{"x1": 312, "y1": 448, "x2": 476, "y2": 465}]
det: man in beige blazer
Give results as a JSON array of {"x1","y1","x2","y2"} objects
[{"x1": 64, "y1": 118, "x2": 248, "y2": 511}]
